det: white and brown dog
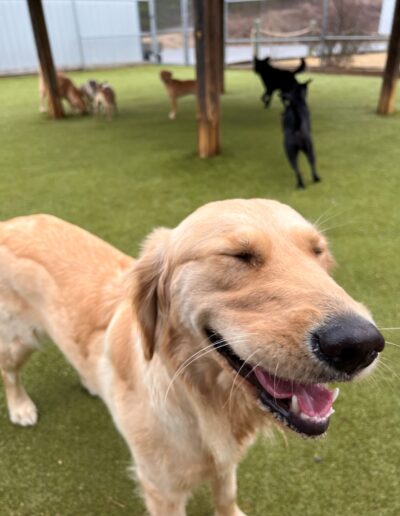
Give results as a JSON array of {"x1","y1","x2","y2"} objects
[
  {"x1": 80, "y1": 79, "x2": 99, "y2": 112},
  {"x1": 92, "y1": 82, "x2": 118, "y2": 120},
  {"x1": 0, "y1": 199, "x2": 384, "y2": 516}
]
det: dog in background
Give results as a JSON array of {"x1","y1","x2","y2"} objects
[
  {"x1": 80, "y1": 80, "x2": 99, "y2": 112},
  {"x1": 281, "y1": 80, "x2": 320, "y2": 189},
  {"x1": 160, "y1": 70, "x2": 196, "y2": 120},
  {"x1": 92, "y1": 82, "x2": 117, "y2": 120},
  {"x1": 39, "y1": 70, "x2": 86, "y2": 115},
  {"x1": 254, "y1": 56, "x2": 306, "y2": 108}
]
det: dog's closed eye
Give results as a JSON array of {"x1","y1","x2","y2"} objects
[
  {"x1": 233, "y1": 252, "x2": 254, "y2": 263},
  {"x1": 313, "y1": 245, "x2": 323, "y2": 256},
  {"x1": 221, "y1": 251, "x2": 260, "y2": 266}
]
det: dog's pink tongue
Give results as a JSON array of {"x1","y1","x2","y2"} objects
[
  {"x1": 294, "y1": 384, "x2": 333, "y2": 417},
  {"x1": 254, "y1": 368, "x2": 334, "y2": 418}
]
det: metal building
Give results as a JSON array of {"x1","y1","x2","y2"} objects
[{"x1": 0, "y1": 0, "x2": 142, "y2": 75}]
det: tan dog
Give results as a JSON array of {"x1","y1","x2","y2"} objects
[
  {"x1": 160, "y1": 70, "x2": 196, "y2": 120},
  {"x1": 93, "y1": 82, "x2": 117, "y2": 120},
  {"x1": 0, "y1": 200, "x2": 384, "y2": 516},
  {"x1": 39, "y1": 70, "x2": 86, "y2": 115}
]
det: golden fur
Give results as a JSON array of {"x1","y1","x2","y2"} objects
[
  {"x1": 0, "y1": 199, "x2": 379, "y2": 516},
  {"x1": 160, "y1": 70, "x2": 197, "y2": 120},
  {"x1": 39, "y1": 70, "x2": 86, "y2": 115}
]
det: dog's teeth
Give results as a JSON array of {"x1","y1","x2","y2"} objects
[
  {"x1": 291, "y1": 395, "x2": 300, "y2": 414},
  {"x1": 332, "y1": 388, "x2": 340, "y2": 402},
  {"x1": 299, "y1": 412, "x2": 329, "y2": 423},
  {"x1": 327, "y1": 408, "x2": 335, "y2": 417}
]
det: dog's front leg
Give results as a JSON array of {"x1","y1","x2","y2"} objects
[
  {"x1": 304, "y1": 139, "x2": 321, "y2": 183},
  {"x1": 261, "y1": 91, "x2": 271, "y2": 108},
  {"x1": 139, "y1": 475, "x2": 189, "y2": 516},
  {"x1": 169, "y1": 95, "x2": 177, "y2": 120},
  {"x1": 284, "y1": 143, "x2": 305, "y2": 189},
  {"x1": 39, "y1": 89, "x2": 47, "y2": 113},
  {"x1": 212, "y1": 466, "x2": 247, "y2": 516}
]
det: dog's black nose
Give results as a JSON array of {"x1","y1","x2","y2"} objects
[{"x1": 313, "y1": 314, "x2": 385, "y2": 375}]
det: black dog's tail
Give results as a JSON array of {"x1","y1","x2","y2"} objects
[{"x1": 294, "y1": 58, "x2": 306, "y2": 74}]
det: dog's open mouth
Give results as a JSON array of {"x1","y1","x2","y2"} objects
[{"x1": 205, "y1": 328, "x2": 339, "y2": 437}]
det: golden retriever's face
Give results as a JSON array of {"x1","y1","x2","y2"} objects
[{"x1": 134, "y1": 199, "x2": 384, "y2": 437}]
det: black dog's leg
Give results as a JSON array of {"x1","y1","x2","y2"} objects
[
  {"x1": 304, "y1": 139, "x2": 321, "y2": 183},
  {"x1": 261, "y1": 90, "x2": 272, "y2": 108},
  {"x1": 285, "y1": 143, "x2": 305, "y2": 189}
]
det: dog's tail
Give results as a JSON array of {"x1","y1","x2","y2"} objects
[{"x1": 294, "y1": 58, "x2": 306, "y2": 74}]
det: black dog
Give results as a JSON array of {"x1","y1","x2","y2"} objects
[
  {"x1": 281, "y1": 80, "x2": 320, "y2": 189},
  {"x1": 254, "y1": 56, "x2": 306, "y2": 108}
]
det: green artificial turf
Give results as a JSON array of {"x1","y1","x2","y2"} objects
[{"x1": 0, "y1": 66, "x2": 400, "y2": 516}]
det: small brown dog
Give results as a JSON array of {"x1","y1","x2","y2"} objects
[
  {"x1": 92, "y1": 82, "x2": 117, "y2": 121},
  {"x1": 160, "y1": 70, "x2": 196, "y2": 120},
  {"x1": 39, "y1": 70, "x2": 86, "y2": 115}
]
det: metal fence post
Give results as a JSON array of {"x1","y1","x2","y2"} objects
[
  {"x1": 253, "y1": 18, "x2": 261, "y2": 58},
  {"x1": 71, "y1": 0, "x2": 85, "y2": 68},
  {"x1": 181, "y1": 0, "x2": 190, "y2": 66},
  {"x1": 321, "y1": 0, "x2": 329, "y2": 57},
  {"x1": 148, "y1": 0, "x2": 158, "y2": 62}
]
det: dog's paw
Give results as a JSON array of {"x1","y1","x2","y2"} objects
[
  {"x1": 215, "y1": 506, "x2": 247, "y2": 516},
  {"x1": 9, "y1": 398, "x2": 38, "y2": 426},
  {"x1": 296, "y1": 183, "x2": 306, "y2": 190},
  {"x1": 232, "y1": 508, "x2": 247, "y2": 516},
  {"x1": 169, "y1": 112, "x2": 176, "y2": 120},
  {"x1": 313, "y1": 176, "x2": 321, "y2": 183}
]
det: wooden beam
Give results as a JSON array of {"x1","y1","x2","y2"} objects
[
  {"x1": 219, "y1": 0, "x2": 225, "y2": 94},
  {"x1": 194, "y1": 0, "x2": 221, "y2": 158},
  {"x1": 27, "y1": 0, "x2": 64, "y2": 119},
  {"x1": 377, "y1": 0, "x2": 400, "y2": 115}
]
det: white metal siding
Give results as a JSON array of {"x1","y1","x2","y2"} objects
[
  {"x1": 0, "y1": 0, "x2": 142, "y2": 75},
  {"x1": 379, "y1": 0, "x2": 395, "y2": 35}
]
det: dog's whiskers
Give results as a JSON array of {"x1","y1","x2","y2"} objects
[
  {"x1": 226, "y1": 358, "x2": 265, "y2": 416},
  {"x1": 314, "y1": 207, "x2": 350, "y2": 230},
  {"x1": 385, "y1": 340, "x2": 400, "y2": 350},
  {"x1": 319, "y1": 219, "x2": 372, "y2": 234},
  {"x1": 164, "y1": 341, "x2": 227, "y2": 403},
  {"x1": 164, "y1": 334, "x2": 259, "y2": 403},
  {"x1": 225, "y1": 348, "x2": 260, "y2": 416},
  {"x1": 377, "y1": 358, "x2": 400, "y2": 383},
  {"x1": 273, "y1": 360, "x2": 281, "y2": 405}
]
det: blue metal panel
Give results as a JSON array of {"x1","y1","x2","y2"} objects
[
  {"x1": 0, "y1": 0, "x2": 141, "y2": 75},
  {"x1": 76, "y1": 0, "x2": 142, "y2": 65},
  {"x1": 0, "y1": 1, "x2": 38, "y2": 74},
  {"x1": 44, "y1": 1, "x2": 83, "y2": 68}
]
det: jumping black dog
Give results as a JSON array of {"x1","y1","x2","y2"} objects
[
  {"x1": 254, "y1": 56, "x2": 306, "y2": 108},
  {"x1": 281, "y1": 80, "x2": 320, "y2": 189}
]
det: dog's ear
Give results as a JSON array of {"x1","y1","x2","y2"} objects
[{"x1": 131, "y1": 228, "x2": 172, "y2": 360}]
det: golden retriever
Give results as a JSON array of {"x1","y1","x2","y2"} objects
[
  {"x1": 0, "y1": 199, "x2": 384, "y2": 516},
  {"x1": 39, "y1": 70, "x2": 86, "y2": 115},
  {"x1": 160, "y1": 70, "x2": 196, "y2": 120}
]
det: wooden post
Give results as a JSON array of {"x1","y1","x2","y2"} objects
[
  {"x1": 27, "y1": 0, "x2": 64, "y2": 119},
  {"x1": 377, "y1": 0, "x2": 400, "y2": 115},
  {"x1": 194, "y1": 0, "x2": 221, "y2": 158},
  {"x1": 219, "y1": 0, "x2": 225, "y2": 94}
]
